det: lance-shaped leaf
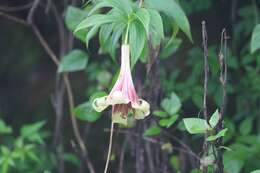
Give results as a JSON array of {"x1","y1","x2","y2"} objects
[
  {"x1": 75, "y1": 14, "x2": 115, "y2": 33},
  {"x1": 134, "y1": 8, "x2": 150, "y2": 36},
  {"x1": 145, "y1": 0, "x2": 192, "y2": 42},
  {"x1": 148, "y1": 9, "x2": 164, "y2": 47},
  {"x1": 129, "y1": 20, "x2": 146, "y2": 67}
]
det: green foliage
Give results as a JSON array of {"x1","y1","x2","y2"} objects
[
  {"x1": 74, "y1": 102, "x2": 101, "y2": 122},
  {"x1": 153, "y1": 110, "x2": 168, "y2": 118},
  {"x1": 239, "y1": 117, "x2": 253, "y2": 136},
  {"x1": 134, "y1": 8, "x2": 150, "y2": 35},
  {"x1": 65, "y1": 6, "x2": 88, "y2": 41},
  {"x1": 209, "y1": 109, "x2": 220, "y2": 128},
  {"x1": 143, "y1": 125, "x2": 161, "y2": 136},
  {"x1": 160, "y1": 38, "x2": 182, "y2": 59},
  {"x1": 63, "y1": 153, "x2": 81, "y2": 167},
  {"x1": 251, "y1": 24, "x2": 260, "y2": 53},
  {"x1": 207, "y1": 128, "x2": 228, "y2": 141},
  {"x1": 0, "y1": 120, "x2": 55, "y2": 173},
  {"x1": 21, "y1": 121, "x2": 46, "y2": 144},
  {"x1": 73, "y1": 0, "x2": 191, "y2": 65},
  {"x1": 161, "y1": 92, "x2": 181, "y2": 115},
  {"x1": 58, "y1": 50, "x2": 89, "y2": 73},
  {"x1": 147, "y1": 9, "x2": 164, "y2": 47},
  {"x1": 251, "y1": 170, "x2": 260, "y2": 173},
  {"x1": 183, "y1": 118, "x2": 210, "y2": 134},
  {"x1": 145, "y1": 0, "x2": 192, "y2": 41},
  {"x1": 159, "y1": 114, "x2": 179, "y2": 128},
  {"x1": 0, "y1": 119, "x2": 12, "y2": 134}
]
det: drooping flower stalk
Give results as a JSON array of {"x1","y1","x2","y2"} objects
[
  {"x1": 93, "y1": 44, "x2": 150, "y2": 125},
  {"x1": 93, "y1": 44, "x2": 150, "y2": 173}
]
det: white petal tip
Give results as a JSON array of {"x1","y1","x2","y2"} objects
[
  {"x1": 92, "y1": 96, "x2": 109, "y2": 112},
  {"x1": 132, "y1": 99, "x2": 150, "y2": 119}
]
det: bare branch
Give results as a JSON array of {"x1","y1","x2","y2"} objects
[
  {"x1": 0, "y1": 2, "x2": 33, "y2": 12},
  {"x1": 27, "y1": 0, "x2": 41, "y2": 24},
  {"x1": 0, "y1": 11, "x2": 28, "y2": 25},
  {"x1": 201, "y1": 20, "x2": 209, "y2": 173}
]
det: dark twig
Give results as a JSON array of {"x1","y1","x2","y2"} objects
[
  {"x1": 0, "y1": 11, "x2": 28, "y2": 25},
  {"x1": 0, "y1": 2, "x2": 33, "y2": 12},
  {"x1": 27, "y1": 0, "x2": 41, "y2": 24},
  {"x1": 202, "y1": 21, "x2": 209, "y2": 173},
  {"x1": 216, "y1": 29, "x2": 228, "y2": 173},
  {"x1": 202, "y1": 21, "x2": 209, "y2": 122}
]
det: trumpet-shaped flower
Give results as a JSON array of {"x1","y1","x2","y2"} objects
[{"x1": 92, "y1": 44, "x2": 150, "y2": 125}]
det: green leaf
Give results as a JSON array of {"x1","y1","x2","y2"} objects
[
  {"x1": 161, "y1": 92, "x2": 181, "y2": 115},
  {"x1": 1, "y1": 146, "x2": 10, "y2": 155},
  {"x1": 160, "y1": 37, "x2": 182, "y2": 59},
  {"x1": 239, "y1": 117, "x2": 253, "y2": 136},
  {"x1": 153, "y1": 110, "x2": 168, "y2": 118},
  {"x1": 183, "y1": 118, "x2": 209, "y2": 134},
  {"x1": 170, "y1": 155, "x2": 180, "y2": 170},
  {"x1": 207, "y1": 128, "x2": 228, "y2": 141},
  {"x1": 143, "y1": 126, "x2": 161, "y2": 136},
  {"x1": 251, "y1": 24, "x2": 260, "y2": 53},
  {"x1": 74, "y1": 102, "x2": 101, "y2": 122},
  {"x1": 134, "y1": 8, "x2": 150, "y2": 36},
  {"x1": 0, "y1": 119, "x2": 12, "y2": 134},
  {"x1": 129, "y1": 20, "x2": 146, "y2": 67},
  {"x1": 63, "y1": 153, "x2": 81, "y2": 167},
  {"x1": 209, "y1": 109, "x2": 220, "y2": 128},
  {"x1": 85, "y1": 25, "x2": 100, "y2": 48},
  {"x1": 65, "y1": 6, "x2": 88, "y2": 31},
  {"x1": 145, "y1": 0, "x2": 192, "y2": 41},
  {"x1": 75, "y1": 14, "x2": 115, "y2": 33},
  {"x1": 65, "y1": 6, "x2": 88, "y2": 41},
  {"x1": 224, "y1": 152, "x2": 244, "y2": 173},
  {"x1": 58, "y1": 50, "x2": 88, "y2": 73},
  {"x1": 147, "y1": 9, "x2": 164, "y2": 47},
  {"x1": 251, "y1": 170, "x2": 260, "y2": 173},
  {"x1": 88, "y1": 1, "x2": 111, "y2": 16},
  {"x1": 99, "y1": 23, "x2": 114, "y2": 51},
  {"x1": 104, "y1": 0, "x2": 133, "y2": 15},
  {"x1": 21, "y1": 121, "x2": 45, "y2": 137},
  {"x1": 21, "y1": 121, "x2": 46, "y2": 144},
  {"x1": 159, "y1": 114, "x2": 179, "y2": 128}
]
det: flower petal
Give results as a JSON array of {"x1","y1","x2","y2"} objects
[
  {"x1": 92, "y1": 96, "x2": 109, "y2": 112},
  {"x1": 132, "y1": 99, "x2": 150, "y2": 119},
  {"x1": 109, "y1": 91, "x2": 129, "y2": 105}
]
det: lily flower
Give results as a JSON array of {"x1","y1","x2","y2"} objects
[{"x1": 92, "y1": 44, "x2": 150, "y2": 125}]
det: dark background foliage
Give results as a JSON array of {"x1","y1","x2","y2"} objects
[{"x1": 0, "y1": 0, "x2": 259, "y2": 173}]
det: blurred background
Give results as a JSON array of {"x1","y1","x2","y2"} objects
[{"x1": 0, "y1": 0, "x2": 259, "y2": 173}]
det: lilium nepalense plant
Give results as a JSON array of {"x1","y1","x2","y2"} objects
[{"x1": 92, "y1": 44, "x2": 150, "y2": 125}]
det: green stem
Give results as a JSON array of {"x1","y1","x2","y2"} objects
[{"x1": 124, "y1": 22, "x2": 130, "y2": 44}]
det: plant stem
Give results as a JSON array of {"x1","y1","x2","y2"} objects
[
  {"x1": 104, "y1": 122, "x2": 115, "y2": 173},
  {"x1": 124, "y1": 22, "x2": 130, "y2": 44},
  {"x1": 202, "y1": 20, "x2": 209, "y2": 173}
]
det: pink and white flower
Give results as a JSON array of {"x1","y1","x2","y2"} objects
[{"x1": 92, "y1": 44, "x2": 150, "y2": 125}]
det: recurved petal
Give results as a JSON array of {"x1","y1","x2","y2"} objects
[
  {"x1": 132, "y1": 99, "x2": 150, "y2": 120},
  {"x1": 92, "y1": 96, "x2": 109, "y2": 112}
]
